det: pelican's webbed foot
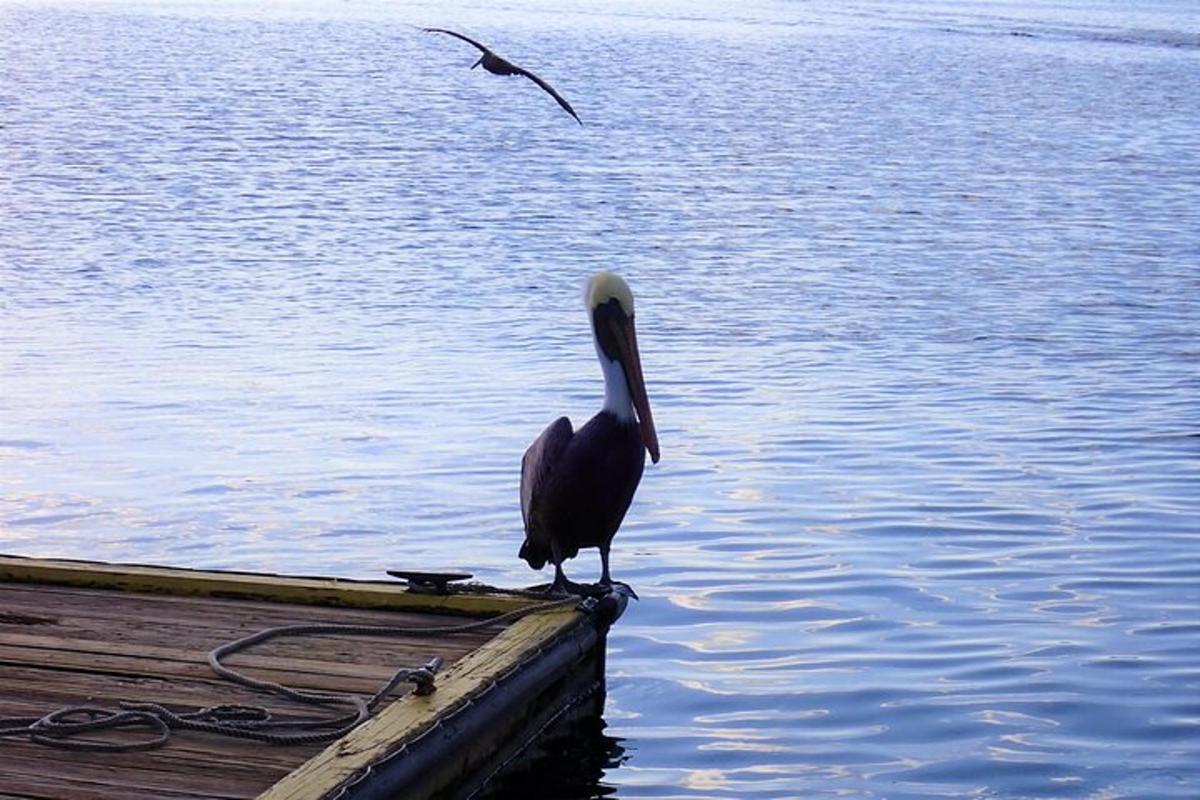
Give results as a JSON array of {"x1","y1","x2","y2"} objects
[
  {"x1": 532, "y1": 578, "x2": 617, "y2": 599},
  {"x1": 536, "y1": 565, "x2": 597, "y2": 598}
]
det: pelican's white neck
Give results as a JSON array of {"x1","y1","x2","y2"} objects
[{"x1": 596, "y1": 342, "x2": 635, "y2": 421}]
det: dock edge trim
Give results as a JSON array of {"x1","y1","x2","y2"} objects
[{"x1": 0, "y1": 554, "x2": 532, "y2": 615}]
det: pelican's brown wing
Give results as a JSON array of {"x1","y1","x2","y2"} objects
[
  {"x1": 513, "y1": 66, "x2": 583, "y2": 125},
  {"x1": 422, "y1": 27, "x2": 491, "y2": 55},
  {"x1": 519, "y1": 416, "x2": 574, "y2": 567}
]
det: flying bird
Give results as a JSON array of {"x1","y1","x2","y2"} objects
[
  {"x1": 423, "y1": 27, "x2": 583, "y2": 125},
  {"x1": 519, "y1": 272, "x2": 660, "y2": 596}
]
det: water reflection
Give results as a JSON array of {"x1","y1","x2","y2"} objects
[{"x1": 480, "y1": 717, "x2": 628, "y2": 800}]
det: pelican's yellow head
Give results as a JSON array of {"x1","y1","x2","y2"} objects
[
  {"x1": 585, "y1": 271, "x2": 635, "y2": 317},
  {"x1": 584, "y1": 271, "x2": 659, "y2": 464}
]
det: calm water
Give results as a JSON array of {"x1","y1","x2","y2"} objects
[{"x1": 3, "y1": 0, "x2": 1200, "y2": 797}]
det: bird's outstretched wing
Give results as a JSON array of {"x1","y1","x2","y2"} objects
[
  {"x1": 514, "y1": 66, "x2": 583, "y2": 125},
  {"x1": 422, "y1": 27, "x2": 490, "y2": 55}
]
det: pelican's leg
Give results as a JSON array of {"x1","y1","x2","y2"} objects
[
  {"x1": 599, "y1": 543, "x2": 638, "y2": 599},
  {"x1": 599, "y1": 544, "x2": 613, "y2": 586},
  {"x1": 544, "y1": 542, "x2": 585, "y2": 597},
  {"x1": 547, "y1": 561, "x2": 571, "y2": 596},
  {"x1": 543, "y1": 542, "x2": 606, "y2": 597}
]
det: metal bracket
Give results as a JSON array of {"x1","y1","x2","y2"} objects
[
  {"x1": 386, "y1": 570, "x2": 473, "y2": 595},
  {"x1": 575, "y1": 597, "x2": 599, "y2": 614},
  {"x1": 409, "y1": 656, "x2": 445, "y2": 696}
]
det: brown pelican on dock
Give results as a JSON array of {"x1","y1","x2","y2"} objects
[
  {"x1": 520, "y1": 272, "x2": 660, "y2": 596},
  {"x1": 422, "y1": 27, "x2": 583, "y2": 125}
]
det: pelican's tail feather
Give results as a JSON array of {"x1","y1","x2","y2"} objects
[{"x1": 519, "y1": 538, "x2": 549, "y2": 569}]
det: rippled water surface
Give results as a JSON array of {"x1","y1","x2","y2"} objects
[{"x1": 3, "y1": 0, "x2": 1200, "y2": 797}]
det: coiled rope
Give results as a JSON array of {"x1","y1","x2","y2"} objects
[{"x1": 0, "y1": 596, "x2": 577, "y2": 752}]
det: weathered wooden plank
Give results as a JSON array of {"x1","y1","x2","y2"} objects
[
  {"x1": 0, "y1": 556, "x2": 530, "y2": 615},
  {"x1": 0, "y1": 620, "x2": 486, "y2": 674},
  {"x1": 0, "y1": 579, "x2": 492, "y2": 624},
  {"x1": 1, "y1": 739, "x2": 298, "y2": 789},
  {"x1": 0, "y1": 647, "x2": 432, "y2": 698},
  {"x1": 259, "y1": 605, "x2": 581, "y2": 800},
  {"x1": 0, "y1": 750, "x2": 260, "y2": 799},
  {"x1": 3, "y1": 631, "x2": 482, "y2": 675},
  {"x1": 0, "y1": 716, "x2": 319, "y2": 773},
  {"x1": 0, "y1": 632, "x2": 462, "y2": 689},
  {"x1": 0, "y1": 667, "x2": 393, "y2": 730},
  {"x1": 0, "y1": 583, "x2": 497, "y2": 644}
]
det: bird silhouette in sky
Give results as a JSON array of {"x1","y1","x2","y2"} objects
[{"x1": 423, "y1": 28, "x2": 583, "y2": 125}]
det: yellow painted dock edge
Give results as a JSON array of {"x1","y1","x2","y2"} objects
[
  {"x1": 258, "y1": 604, "x2": 584, "y2": 800},
  {"x1": 0, "y1": 554, "x2": 533, "y2": 616}
]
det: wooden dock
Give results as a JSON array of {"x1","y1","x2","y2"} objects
[{"x1": 0, "y1": 555, "x2": 625, "y2": 800}]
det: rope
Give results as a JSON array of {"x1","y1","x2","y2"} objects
[{"x1": 0, "y1": 597, "x2": 577, "y2": 752}]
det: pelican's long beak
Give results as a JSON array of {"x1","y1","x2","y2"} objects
[{"x1": 611, "y1": 315, "x2": 660, "y2": 464}]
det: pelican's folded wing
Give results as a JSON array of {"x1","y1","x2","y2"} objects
[{"x1": 520, "y1": 415, "x2": 574, "y2": 534}]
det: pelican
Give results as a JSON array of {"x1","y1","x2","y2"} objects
[
  {"x1": 423, "y1": 27, "x2": 583, "y2": 125},
  {"x1": 520, "y1": 272, "x2": 660, "y2": 596}
]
